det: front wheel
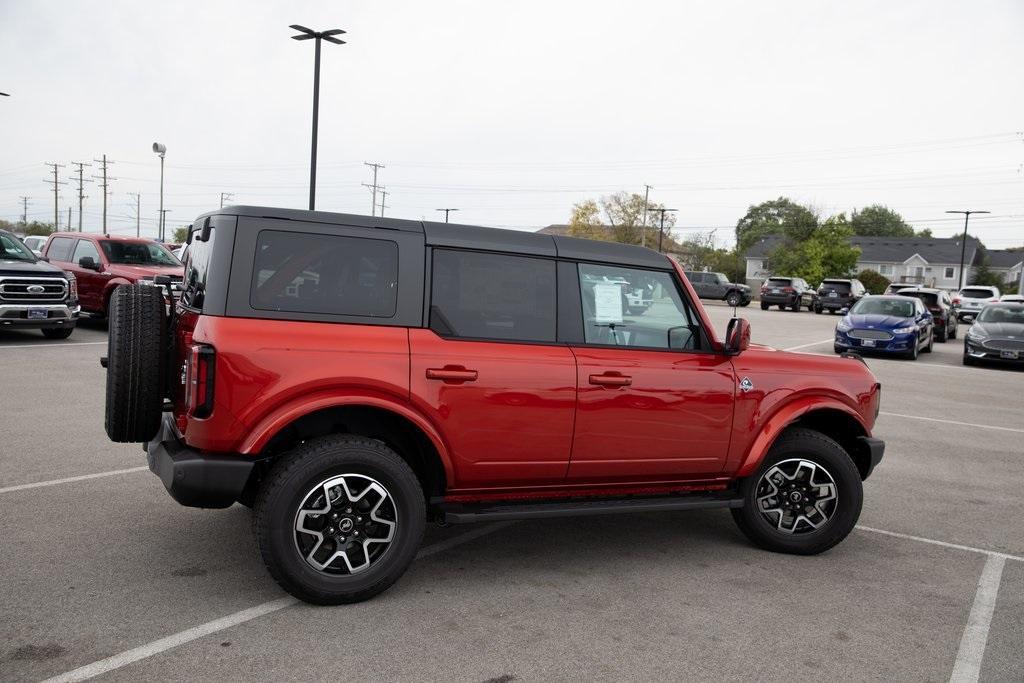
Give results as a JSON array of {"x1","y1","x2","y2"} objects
[
  {"x1": 725, "y1": 292, "x2": 741, "y2": 307},
  {"x1": 41, "y1": 327, "x2": 74, "y2": 339},
  {"x1": 905, "y1": 335, "x2": 920, "y2": 360},
  {"x1": 731, "y1": 428, "x2": 863, "y2": 555},
  {"x1": 923, "y1": 331, "x2": 934, "y2": 353},
  {"x1": 254, "y1": 435, "x2": 426, "y2": 605},
  {"x1": 760, "y1": 302, "x2": 770, "y2": 311}
]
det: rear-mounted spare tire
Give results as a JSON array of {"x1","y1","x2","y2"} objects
[{"x1": 105, "y1": 284, "x2": 168, "y2": 443}]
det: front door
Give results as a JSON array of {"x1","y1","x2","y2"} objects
[
  {"x1": 68, "y1": 239, "x2": 105, "y2": 311},
  {"x1": 567, "y1": 262, "x2": 736, "y2": 481},
  {"x1": 409, "y1": 249, "x2": 576, "y2": 489}
]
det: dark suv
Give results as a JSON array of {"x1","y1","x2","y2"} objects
[
  {"x1": 684, "y1": 271, "x2": 751, "y2": 307},
  {"x1": 103, "y1": 206, "x2": 884, "y2": 605},
  {"x1": 0, "y1": 229, "x2": 79, "y2": 338},
  {"x1": 759, "y1": 276, "x2": 815, "y2": 311},
  {"x1": 813, "y1": 278, "x2": 866, "y2": 314},
  {"x1": 896, "y1": 287, "x2": 958, "y2": 342}
]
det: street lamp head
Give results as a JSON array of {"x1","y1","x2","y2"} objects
[
  {"x1": 152, "y1": 142, "x2": 166, "y2": 156},
  {"x1": 290, "y1": 25, "x2": 346, "y2": 43}
]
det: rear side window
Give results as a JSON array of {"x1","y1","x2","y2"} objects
[
  {"x1": 250, "y1": 230, "x2": 398, "y2": 318},
  {"x1": 430, "y1": 249, "x2": 556, "y2": 343},
  {"x1": 183, "y1": 229, "x2": 215, "y2": 310},
  {"x1": 47, "y1": 236, "x2": 75, "y2": 261}
]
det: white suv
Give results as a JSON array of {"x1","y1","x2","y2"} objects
[{"x1": 955, "y1": 286, "x2": 1000, "y2": 322}]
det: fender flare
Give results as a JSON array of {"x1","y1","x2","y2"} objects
[
  {"x1": 237, "y1": 393, "x2": 455, "y2": 485},
  {"x1": 734, "y1": 397, "x2": 868, "y2": 478},
  {"x1": 102, "y1": 279, "x2": 133, "y2": 312}
]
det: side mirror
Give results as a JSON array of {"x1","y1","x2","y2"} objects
[
  {"x1": 78, "y1": 256, "x2": 100, "y2": 271},
  {"x1": 724, "y1": 318, "x2": 751, "y2": 355},
  {"x1": 839, "y1": 306, "x2": 850, "y2": 315},
  {"x1": 198, "y1": 217, "x2": 211, "y2": 242}
]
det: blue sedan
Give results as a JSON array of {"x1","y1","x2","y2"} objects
[{"x1": 834, "y1": 295, "x2": 934, "y2": 360}]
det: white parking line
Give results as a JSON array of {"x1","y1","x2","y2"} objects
[
  {"x1": 856, "y1": 525, "x2": 1024, "y2": 562},
  {"x1": 782, "y1": 339, "x2": 834, "y2": 351},
  {"x1": 0, "y1": 340, "x2": 106, "y2": 350},
  {"x1": 949, "y1": 555, "x2": 1006, "y2": 683},
  {"x1": 879, "y1": 412, "x2": 1024, "y2": 435},
  {"x1": 39, "y1": 521, "x2": 516, "y2": 683},
  {"x1": 0, "y1": 466, "x2": 149, "y2": 494}
]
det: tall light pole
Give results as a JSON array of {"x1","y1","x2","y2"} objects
[
  {"x1": 153, "y1": 142, "x2": 166, "y2": 241},
  {"x1": 640, "y1": 184, "x2": 653, "y2": 247},
  {"x1": 436, "y1": 208, "x2": 459, "y2": 223},
  {"x1": 946, "y1": 210, "x2": 989, "y2": 289},
  {"x1": 648, "y1": 207, "x2": 677, "y2": 253},
  {"x1": 290, "y1": 24, "x2": 346, "y2": 211}
]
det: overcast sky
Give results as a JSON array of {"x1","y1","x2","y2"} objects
[{"x1": 1, "y1": 0, "x2": 1022, "y2": 247}]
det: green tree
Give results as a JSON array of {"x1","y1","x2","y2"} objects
[
  {"x1": 172, "y1": 226, "x2": 189, "y2": 244},
  {"x1": 21, "y1": 221, "x2": 56, "y2": 237},
  {"x1": 857, "y1": 269, "x2": 891, "y2": 295},
  {"x1": 767, "y1": 219, "x2": 859, "y2": 285},
  {"x1": 849, "y1": 205, "x2": 914, "y2": 237},
  {"x1": 568, "y1": 192, "x2": 678, "y2": 248},
  {"x1": 735, "y1": 197, "x2": 818, "y2": 252},
  {"x1": 970, "y1": 256, "x2": 1005, "y2": 288}
]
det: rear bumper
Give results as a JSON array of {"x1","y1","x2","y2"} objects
[
  {"x1": 817, "y1": 298, "x2": 853, "y2": 310},
  {"x1": 0, "y1": 303, "x2": 79, "y2": 329},
  {"x1": 858, "y1": 436, "x2": 885, "y2": 479},
  {"x1": 145, "y1": 413, "x2": 256, "y2": 509},
  {"x1": 761, "y1": 294, "x2": 797, "y2": 305}
]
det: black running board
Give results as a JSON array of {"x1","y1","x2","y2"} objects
[{"x1": 440, "y1": 494, "x2": 743, "y2": 524}]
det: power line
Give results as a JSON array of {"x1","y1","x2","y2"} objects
[
  {"x1": 43, "y1": 163, "x2": 66, "y2": 231},
  {"x1": 363, "y1": 162, "x2": 385, "y2": 216},
  {"x1": 640, "y1": 184, "x2": 653, "y2": 248},
  {"x1": 219, "y1": 192, "x2": 234, "y2": 208}
]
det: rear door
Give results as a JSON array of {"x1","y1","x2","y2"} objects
[
  {"x1": 566, "y1": 261, "x2": 736, "y2": 481},
  {"x1": 409, "y1": 248, "x2": 577, "y2": 488}
]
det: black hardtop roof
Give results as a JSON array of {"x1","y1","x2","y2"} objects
[{"x1": 201, "y1": 205, "x2": 672, "y2": 269}]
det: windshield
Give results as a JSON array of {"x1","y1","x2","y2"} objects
[
  {"x1": 100, "y1": 240, "x2": 180, "y2": 266},
  {"x1": 960, "y1": 288, "x2": 995, "y2": 299},
  {"x1": 0, "y1": 233, "x2": 37, "y2": 262},
  {"x1": 850, "y1": 297, "x2": 916, "y2": 318},
  {"x1": 977, "y1": 305, "x2": 1024, "y2": 324}
]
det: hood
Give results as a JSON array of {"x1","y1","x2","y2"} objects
[
  {"x1": 845, "y1": 313, "x2": 914, "y2": 329},
  {"x1": 973, "y1": 321, "x2": 1024, "y2": 338},
  {"x1": 105, "y1": 263, "x2": 184, "y2": 279},
  {"x1": 0, "y1": 258, "x2": 68, "y2": 278}
]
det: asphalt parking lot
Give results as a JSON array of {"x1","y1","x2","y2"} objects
[{"x1": 1, "y1": 305, "x2": 1021, "y2": 682}]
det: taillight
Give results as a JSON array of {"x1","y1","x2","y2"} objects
[
  {"x1": 953, "y1": 297, "x2": 961, "y2": 305},
  {"x1": 184, "y1": 343, "x2": 215, "y2": 418},
  {"x1": 989, "y1": 297, "x2": 998, "y2": 302}
]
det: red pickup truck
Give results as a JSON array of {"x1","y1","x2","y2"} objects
[
  {"x1": 103, "y1": 207, "x2": 884, "y2": 605},
  {"x1": 43, "y1": 233, "x2": 183, "y2": 316}
]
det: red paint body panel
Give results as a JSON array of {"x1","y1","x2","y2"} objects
[{"x1": 408, "y1": 329, "x2": 577, "y2": 488}]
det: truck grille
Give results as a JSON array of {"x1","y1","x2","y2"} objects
[
  {"x1": 848, "y1": 329, "x2": 894, "y2": 341},
  {"x1": 982, "y1": 339, "x2": 1024, "y2": 352},
  {"x1": 0, "y1": 277, "x2": 67, "y2": 304}
]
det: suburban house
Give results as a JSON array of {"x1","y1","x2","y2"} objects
[{"x1": 743, "y1": 234, "x2": 1020, "y2": 291}]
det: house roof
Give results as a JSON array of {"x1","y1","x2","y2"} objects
[
  {"x1": 985, "y1": 249, "x2": 1024, "y2": 269},
  {"x1": 744, "y1": 234, "x2": 983, "y2": 266}
]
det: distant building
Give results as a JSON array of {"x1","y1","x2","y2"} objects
[{"x1": 742, "y1": 234, "x2": 1021, "y2": 291}]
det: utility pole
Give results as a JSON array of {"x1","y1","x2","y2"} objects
[
  {"x1": 127, "y1": 192, "x2": 141, "y2": 237},
  {"x1": 152, "y1": 143, "x2": 166, "y2": 241},
  {"x1": 219, "y1": 192, "x2": 234, "y2": 209},
  {"x1": 640, "y1": 184, "x2": 653, "y2": 248},
  {"x1": 18, "y1": 196, "x2": 29, "y2": 225},
  {"x1": 70, "y1": 161, "x2": 92, "y2": 231},
  {"x1": 363, "y1": 162, "x2": 385, "y2": 216},
  {"x1": 160, "y1": 210, "x2": 171, "y2": 241},
  {"x1": 44, "y1": 163, "x2": 66, "y2": 231},
  {"x1": 436, "y1": 208, "x2": 459, "y2": 223},
  {"x1": 290, "y1": 24, "x2": 346, "y2": 210},
  {"x1": 93, "y1": 155, "x2": 115, "y2": 236},
  {"x1": 66, "y1": 206, "x2": 71, "y2": 231},
  {"x1": 379, "y1": 189, "x2": 389, "y2": 217},
  {"x1": 648, "y1": 207, "x2": 678, "y2": 253},
  {"x1": 946, "y1": 210, "x2": 990, "y2": 289}
]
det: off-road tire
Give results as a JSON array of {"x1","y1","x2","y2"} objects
[
  {"x1": 731, "y1": 428, "x2": 863, "y2": 555},
  {"x1": 41, "y1": 327, "x2": 74, "y2": 339},
  {"x1": 253, "y1": 435, "x2": 426, "y2": 605},
  {"x1": 104, "y1": 284, "x2": 167, "y2": 443}
]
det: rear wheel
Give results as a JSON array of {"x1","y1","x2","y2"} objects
[
  {"x1": 791, "y1": 300, "x2": 801, "y2": 312},
  {"x1": 949, "y1": 320, "x2": 958, "y2": 340},
  {"x1": 731, "y1": 428, "x2": 862, "y2": 555},
  {"x1": 760, "y1": 302, "x2": 769, "y2": 311},
  {"x1": 778, "y1": 304, "x2": 786, "y2": 311},
  {"x1": 104, "y1": 284, "x2": 167, "y2": 442},
  {"x1": 936, "y1": 327, "x2": 947, "y2": 343},
  {"x1": 41, "y1": 327, "x2": 74, "y2": 339},
  {"x1": 254, "y1": 435, "x2": 426, "y2": 605},
  {"x1": 814, "y1": 305, "x2": 822, "y2": 314}
]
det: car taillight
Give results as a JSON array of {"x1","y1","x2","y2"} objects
[
  {"x1": 989, "y1": 297, "x2": 998, "y2": 302},
  {"x1": 953, "y1": 297, "x2": 961, "y2": 305},
  {"x1": 184, "y1": 343, "x2": 215, "y2": 418}
]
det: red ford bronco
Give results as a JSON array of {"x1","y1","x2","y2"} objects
[{"x1": 103, "y1": 206, "x2": 883, "y2": 605}]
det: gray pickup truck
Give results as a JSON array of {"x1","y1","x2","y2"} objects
[
  {"x1": 1, "y1": 229, "x2": 79, "y2": 338},
  {"x1": 684, "y1": 271, "x2": 751, "y2": 307}
]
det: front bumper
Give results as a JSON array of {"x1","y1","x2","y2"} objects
[
  {"x1": 145, "y1": 413, "x2": 257, "y2": 508},
  {"x1": 835, "y1": 330, "x2": 916, "y2": 354},
  {"x1": 0, "y1": 302, "x2": 79, "y2": 329},
  {"x1": 964, "y1": 338, "x2": 1024, "y2": 364},
  {"x1": 859, "y1": 436, "x2": 885, "y2": 479}
]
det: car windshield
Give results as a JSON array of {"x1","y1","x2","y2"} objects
[
  {"x1": 0, "y1": 233, "x2": 37, "y2": 262},
  {"x1": 960, "y1": 288, "x2": 995, "y2": 299},
  {"x1": 977, "y1": 305, "x2": 1024, "y2": 324},
  {"x1": 850, "y1": 298, "x2": 915, "y2": 318},
  {"x1": 100, "y1": 240, "x2": 180, "y2": 266}
]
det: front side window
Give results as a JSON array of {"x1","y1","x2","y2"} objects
[
  {"x1": 47, "y1": 236, "x2": 75, "y2": 262},
  {"x1": 578, "y1": 263, "x2": 699, "y2": 350},
  {"x1": 251, "y1": 230, "x2": 398, "y2": 318},
  {"x1": 430, "y1": 250, "x2": 556, "y2": 342},
  {"x1": 101, "y1": 240, "x2": 180, "y2": 266},
  {"x1": 72, "y1": 239, "x2": 100, "y2": 264}
]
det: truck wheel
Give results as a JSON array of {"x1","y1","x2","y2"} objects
[
  {"x1": 254, "y1": 435, "x2": 426, "y2": 605},
  {"x1": 731, "y1": 428, "x2": 862, "y2": 555},
  {"x1": 41, "y1": 327, "x2": 74, "y2": 339},
  {"x1": 725, "y1": 291, "x2": 741, "y2": 307},
  {"x1": 104, "y1": 284, "x2": 167, "y2": 443}
]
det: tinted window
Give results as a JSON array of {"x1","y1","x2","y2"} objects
[
  {"x1": 960, "y1": 288, "x2": 996, "y2": 299},
  {"x1": 72, "y1": 239, "x2": 100, "y2": 264},
  {"x1": 251, "y1": 230, "x2": 398, "y2": 318},
  {"x1": 977, "y1": 305, "x2": 1024, "y2": 324},
  {"x1": 430, "y1": 250, "x2": 555, "y2": 342},
  {"x1": 900, "y1": 291, "x2": 938, "y2": 307},
  {"x1": 578, "y1": 263, "x2": 699, "y2": 350},
  {"x1": 766, "y1": 277, "x2": 792, "y2": 286},
  {"x1": 47, "y1": 236, "x2": 75, "y2": 261},
  {"x1": 0, "y1": 232, "x2": 36, "y2": 261},
  {"x1": 101, "y1": 241, "x2": 180, "y2": 266},
  {"x1": 183, "y1": 229, "x2": 214, "y2": 310}
]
